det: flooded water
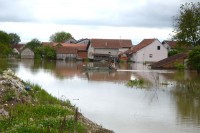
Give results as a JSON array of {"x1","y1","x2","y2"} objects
[{"x1": 1, "y1": 58, "x2": 200, "y2": 133}]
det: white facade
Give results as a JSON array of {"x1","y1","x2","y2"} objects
[
  {"x1": 131, "y1": 40, "x2": 168, "y2": 63},
  {"x1": 88, "y1": 46, "x2": 118, "y2": 59},
  {"x1": 21, "y1": 48, "x2": 34, "y2": 59}
]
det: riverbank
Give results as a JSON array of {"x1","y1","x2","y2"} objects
[{"x1": 0, "y1": 69, "x2": 113, "y2": 133}]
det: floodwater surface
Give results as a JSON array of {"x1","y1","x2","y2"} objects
[{"x1": 1, "y1": 58, "x2": 200, "y2": 133}]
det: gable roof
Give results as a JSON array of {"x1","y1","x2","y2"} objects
[
  {"x1": 162, "y1": 40, "x2": 177, "y2": 48},
  {"x1": 90, "y1": 39, "x2": 132, "y2": 49},
  {"x1": 131, "y1": 39, "x2": 157, "y2": 53}
]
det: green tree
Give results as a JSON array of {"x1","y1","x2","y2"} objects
[
  {"x1": 0, "y1": 43, "x2": 12, "y2": 57},
  {"x1": 35, "y1": 46, "x2": 56, "y2": 59},
  {"x1": 0, "y1": 30, "x2": 12, "y2": 57},
  {"x1": 9, "y1": 33, "x2": 21, "y2": 44},
  {"x1": 50, "y1": 31, "x2": 73, "y2": 43},
  {"x1": 173, "y1": 2, "x2": 200, "y2": 47},
  {"x1": 0, "y1": 30, "x2": 10, "y2": 44},
  {"x1": 188, "y1": 47, "x2": 200, "y2": 74},
  {"x1": 26, "y1": 38, "x2": 41, "y2": 51}
]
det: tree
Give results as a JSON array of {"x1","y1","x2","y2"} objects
[
  {"x1": 0, "y1": 30, "x2": 10, "y2": 44},
  {"x1": 26, "y1": 38, "x2": 41, "y2": 51},
  {"x1": 34, "y1": 46, "x2": 56, "y2": 59},
  {"x1": 50, "y1": 31, "x2": 73, "y2": 43},
  {"x1": 173, "y1": 2, "x2": 200, "y2": 47},
  {"x1": 0, "y1": 43, "x2": 12, "y2": 57},
  {"x1": 188, "y1": 47, "x2": 200, "y2": 74},
  {"x1": 9, "y1": 33, "x2": 21, "y2": 44},
  {"x1": 0, "y1": 30, "x2": 11, "y2": 57}
]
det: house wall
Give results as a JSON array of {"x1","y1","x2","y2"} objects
[
  {"x1": 94, "y1": 48, "x2": 118, "y2": 57},
  {"x1": 21, "y1": 48, "x2": 34, "y2": 59},
  {"x1": 78, "y1": 51, "x2": 88, "y2": 59},
  {"x1": 131, "y1": 40, "x2": 168, "y2": 63},
  {"x1": 88, "y1": 45, "x2": 95, "y2": 59},
  {"x1": 56, "y1": 54, "x2": 77, "y2": 60}
]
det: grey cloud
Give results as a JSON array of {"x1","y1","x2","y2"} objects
[
  {"x1": 0, "y1": 0, "x2": 36, "y2": 22},
  {"x1": 0, "y1": 0, "x2": 198, "y2": 28}
]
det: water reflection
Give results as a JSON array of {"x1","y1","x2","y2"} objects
[{"x1": 1, "y1": 59, "x2": 200, "y2": 133}]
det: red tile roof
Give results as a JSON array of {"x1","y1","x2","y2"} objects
[
  {"x1": 131, "y1": 39, "x2": 156, "y2": 53},
  {"x1": 90, "y1": 39, "x2": 132, "y2": 49},
  {"x1": 151, "y1": 53, "x2": 188, "y2": 68},
  {"x1": 62, "y1": 44, "x2": 88, "y2": 51},
  {"x1": 55, "y1": 47, "x2": 77, "y2": 54},
  {"x1": 163, "y1": 40, "x2": 177, "y2": 48}
]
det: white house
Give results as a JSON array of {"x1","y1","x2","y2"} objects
[{"x1": 130, "y1": 39, "x2": 168, "y2": 63}]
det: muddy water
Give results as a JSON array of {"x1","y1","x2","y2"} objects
[{"x1": 2, "y1": 58, "x2": 200, "y2": 133}]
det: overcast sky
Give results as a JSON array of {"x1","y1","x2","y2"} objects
[{"x1": 0, "y1": 0, "x2": 198, "y2": 44}]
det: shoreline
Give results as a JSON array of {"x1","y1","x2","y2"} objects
[{"x1": 0, "y1": 69, "x2": 114, "y2": 133}]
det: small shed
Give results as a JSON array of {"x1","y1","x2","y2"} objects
[{"x1": 21, "y1": 48, "x2": 34, "y2": 59}]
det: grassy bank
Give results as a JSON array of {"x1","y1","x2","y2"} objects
[{"x1": 0, "y1": 70, "x2": 113, "y2": 133}]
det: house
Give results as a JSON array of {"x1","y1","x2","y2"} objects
[
  {"x1": 12, "y1": 44, "x2": 25, "y2": 55},
  {"x1": 21, "y1": 48, "x2": 34, "y2": 59},
  {"x1": 88, "y1": 39, "x2": 132, "y2": 61},
  {"x1": 55, "y1": 43, "x2": 88, "y2": 60},
  {"x1": 162, "y1": 40, "x2": 177, "y2": 51},
  {"x1": 129, "y1": 39, "x2": 168, "y2": 63},
  {"x1": 56, "y1": 47, "x2": 77, "y2": 60},
  {"x1": 62, "y1": 44, "x2": 88, "y2": 60}
]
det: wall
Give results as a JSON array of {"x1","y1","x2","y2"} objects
[
  {"x1": 56, "y1": 54, "x2": 77, "y2": 60},
  {"x1": 94, "y1": 48, "x2": 118, "y2": 57},
  {"x1": 88, "y1": 45, "x2": 94, "y2": 59}
]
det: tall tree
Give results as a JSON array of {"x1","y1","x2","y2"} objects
[
  {"x1": 9, "y1": 33, "x2": 21, "y2": 44},
  {"x1": 50, "y1": 31, "x2": 73, "y2": 43},
  {"x1": 26, "y1": 38, "x2": 41, "y2": 51},
  {"x1": 173, "y1": 2, "x2": 200, "y2": 47}
]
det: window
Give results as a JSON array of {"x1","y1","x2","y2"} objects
[
  {"x1": 149, "y1": 54, "x2": 153, "y2": 58},
  {"x1": 157, "y1": 46, "x2": 160, "y2": 50}
]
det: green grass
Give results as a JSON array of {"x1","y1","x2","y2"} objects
[
  {"x1": 127, "y1": 79, "x2": 145, "y2": 88},
  {"x1": 0, "y1": 82, "x2": 86, "y2": 133}
]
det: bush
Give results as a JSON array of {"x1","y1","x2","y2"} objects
[
  {"x1": 175, "y1": 63, "x2": 185, "y2": 70},
  {"x1": 168, "y1": 49, "x2": 179, "y2": 57},
  {"x1": 188, "y1": 47, "x2": 200, "y2": 74}
]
